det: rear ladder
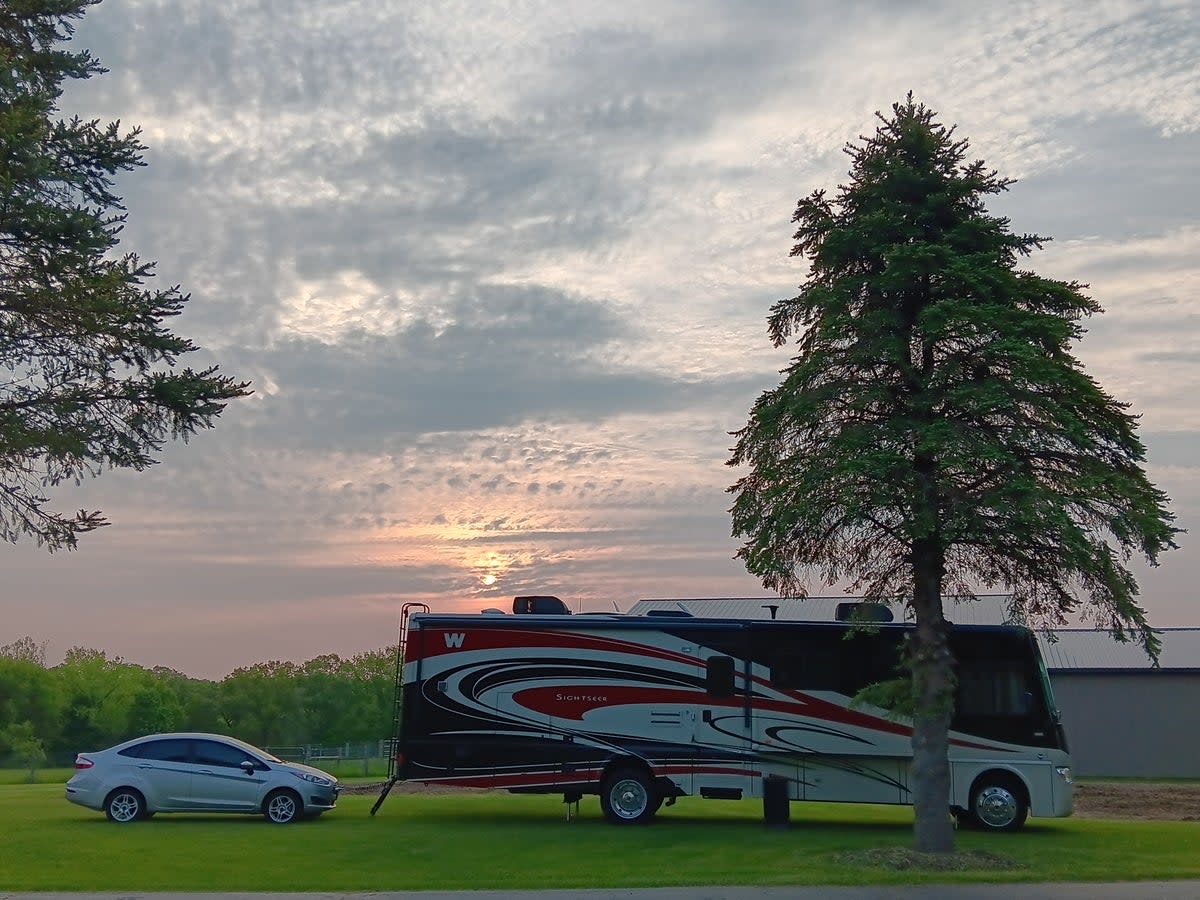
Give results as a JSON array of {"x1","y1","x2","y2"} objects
[{"x1": 370, "y1": 602, "x2": 429, "y2": 816}]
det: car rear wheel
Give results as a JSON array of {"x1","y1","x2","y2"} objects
[
  {"x1": 104, "y1": 788, "x2": 145, "y2": 824},
  {"x1": 263, "y1": 788, "x2": 302, "y2": 824}
]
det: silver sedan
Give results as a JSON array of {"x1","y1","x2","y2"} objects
[{"x1": 65, "y1": 732, "x2": 339, "y2": 824}]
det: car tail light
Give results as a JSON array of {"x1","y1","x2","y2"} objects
[{"x1": 74, "y1": 755, "x2": 94, "y2": 770}]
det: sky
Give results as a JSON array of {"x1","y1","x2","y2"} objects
[{"x1": 4, "y1": 0, "x2": 1199, "y2": 680}]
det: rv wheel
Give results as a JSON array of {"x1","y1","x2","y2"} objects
[
  {"x1": 967, "y1": 773, "x2": 1029, "y2": 832},
  {"x1": 601, "y1": 767, "x2": 659, "y2": 825}
]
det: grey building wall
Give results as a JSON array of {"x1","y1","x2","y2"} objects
[{"x1": 1049, "y1": 672, "x2": 1200, "y2": 777}]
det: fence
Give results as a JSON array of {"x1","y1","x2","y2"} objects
[{"x1": 262, "y1": 740, "x2": 395, "y2": 777}]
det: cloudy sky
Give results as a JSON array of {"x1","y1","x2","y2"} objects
[{"x1": 5, "y1": 0, "x2": 1199, "y2": 679}]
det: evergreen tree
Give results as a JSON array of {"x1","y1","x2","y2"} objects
[
  {"x1": 728, "y1": 96, "x2": 1177, "y2": 852},
  {"x1": 1, "y1": 0, "x2": 249, "y2": 549}
]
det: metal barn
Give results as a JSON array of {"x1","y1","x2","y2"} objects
[{"x1": 1039, "y1": 628, "x2": 1200, "y2": 778}]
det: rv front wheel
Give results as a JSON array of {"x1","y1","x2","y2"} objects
[
  {"x1": 601, "y1": 768, "x2": 658, "y2": 825},
  {"x1": 967, "y1": 773, "x2": 1028, "y2": 832}
]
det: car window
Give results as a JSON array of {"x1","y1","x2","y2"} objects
[
  {"x1": 195, "y1": 739, "x2": 260, "y2": 769},
  {"x1": 124, "y1": 738, "x2": 192, "y2": 762}
]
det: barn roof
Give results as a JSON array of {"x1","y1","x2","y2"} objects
[{"x1": 1036, "y1": 628, "x2": 1200, "y2": 672}]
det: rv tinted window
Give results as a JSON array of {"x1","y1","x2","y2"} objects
[
  {"x1": 768, "y1": 632, "x2": 842, "y2": 691},
  {"x1": 957, "y1": 661, "x2": 1032, "y2": 717},
  {"x1": 837, "y1": 629, "x2": 904, "y2": 694},
  {"x1": 706, "y1": 655, "x2": 736, "y2": 697}
]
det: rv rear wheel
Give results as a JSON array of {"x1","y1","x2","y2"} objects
[{"x1": 600, "y1": 767, "x2": 659, "y2": 825}]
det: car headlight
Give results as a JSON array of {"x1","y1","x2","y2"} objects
[
  {"x1": 292, "y1": 771, "x2": 333, "y2": 787},
  {"x1": 1055, "y1": 766, "x2": 1072, "y2": 784}
]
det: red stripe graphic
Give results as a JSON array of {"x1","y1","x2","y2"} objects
[{"x1": 413, "y1": 627, "x2": 697, "y2": 667}]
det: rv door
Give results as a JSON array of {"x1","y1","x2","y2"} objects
[{"x1": 693, "y1": 646, "x2": 753, "y2": 801}]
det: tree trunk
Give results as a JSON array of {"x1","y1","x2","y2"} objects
[{"x1": 910, "y1": 540, "x2": 955, "y2": 853}]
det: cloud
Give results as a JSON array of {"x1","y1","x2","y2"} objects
[{"x1": 4, "y1": 0, "x2": 1195, "y2": 676}]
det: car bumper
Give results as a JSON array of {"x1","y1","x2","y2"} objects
[
  {"x1": 306, "y1": 785, "x2": 339, "y2": 811},
  {"x1": 64, "y1": 782, "x2": 103, "y2": 811}
]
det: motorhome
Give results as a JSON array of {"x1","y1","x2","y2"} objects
[{"x1": 376, "y1": 596, "x2": 1073, "y2": 830}]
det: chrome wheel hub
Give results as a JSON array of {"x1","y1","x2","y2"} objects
[
  {"x1": 976, "y1": 785, "x2": 1018, "y2": 828},
  {"x1": 611, "y1": 779, "x2": 648, "y2": 819}
]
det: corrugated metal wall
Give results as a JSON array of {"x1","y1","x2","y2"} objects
[{"x1": 1049, "y1": 673, "x2": 1200, "y2": 778}]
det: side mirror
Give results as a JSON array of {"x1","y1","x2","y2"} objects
[
  {"x1": 240, "y1": 760, "x2": 256, "y2": 774},
  {"x1": 1022, "y1": 691, "x2": 1035, "y2": 715}
]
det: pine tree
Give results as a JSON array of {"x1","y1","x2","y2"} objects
[
  {"x1": 1, "y1": 0, "x2": 250, "y2": 549},
  {"x1": 728, "y1": 96, "x2": 1177, "y2": 852}
]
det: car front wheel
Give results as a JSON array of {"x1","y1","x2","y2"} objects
[
  {"x1": 263, "y1": 788, "x2": 302, "y2": 824},
  {"x1": 104, "y1": 788, "x2": 145, "y2": 824}
]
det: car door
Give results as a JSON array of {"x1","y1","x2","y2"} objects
[
  {"x1": 190, "y1": 739, "x2": 267, "y2": 811},
  {"x1": 128, "y1": 738, "x2": 195, "y2": 810}
]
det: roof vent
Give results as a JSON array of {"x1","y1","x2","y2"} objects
[
  {"x1": 513, "y1": 595, "x2": 571, "y2": 615},
  {"x1": 835, "y1": 602, "x2": 894, "y2": 623}
]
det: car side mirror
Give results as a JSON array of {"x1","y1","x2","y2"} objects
[{"x1": 240, "y1": 760, "x2": 256, "y2": 774}]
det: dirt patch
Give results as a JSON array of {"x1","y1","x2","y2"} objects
[
  {"x1": 1073, "y1": 781, "x2": 1200, "y2": 821},
  {"x1": 834, "y1": 848, "x2": 1019, "y2": 871},
  {"x1": 341, "y1": 780, "x2": 491, "y2": 797},
  {"x1": 347, "y1": 779, "x2": 1200, "y2": 820}
]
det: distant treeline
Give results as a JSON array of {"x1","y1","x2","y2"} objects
[{"x1": 0, "y1": 636, "x2": 397, "y2": 767}]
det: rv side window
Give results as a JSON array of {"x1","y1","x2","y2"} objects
[
  {"x1": 706, "y1": 655, "x2": 736, "y2": 697},
  {"x1": 957, "y1": 661, "x2": 1032, "y2": 717},
  {"x1": 769, "y1": 634, "x2": 841, "y2": 690}
]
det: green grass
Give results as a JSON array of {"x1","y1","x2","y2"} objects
[
  {"x1": 303, "y1": 757, "x2": 390, "y2": 779},
  {"x1": 1, "y1": 784, "x2": 1197, "y2": 890},
  {"x1": 0, "y1": 766, "x2": 74, "y2": 785}
]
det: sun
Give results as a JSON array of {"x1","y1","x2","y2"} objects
[{"x1": 482, "y1": 573, "x2": 497, "y2": 586}]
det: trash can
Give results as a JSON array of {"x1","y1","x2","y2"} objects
[{"x1": 762, "y1": 775, "x2": 790, "y2": 827}]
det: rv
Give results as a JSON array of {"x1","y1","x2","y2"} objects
[{"x1": 378, "y1": 596, "x2": 1073, "y2": 830}]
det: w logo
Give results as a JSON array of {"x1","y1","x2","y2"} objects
[{"x1": 443, "y1": 632, "x2": 466, "y2": 649}]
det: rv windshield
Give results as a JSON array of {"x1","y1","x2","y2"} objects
[{"x1": 1034, "y1": 643, "x2": 1060, "y2": 722}]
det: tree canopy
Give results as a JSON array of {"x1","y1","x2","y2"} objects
[
  {"x1": 1, "y1": 0, "x2": 250, "y2": 550},
  {"x1": 728, "y1": 96, "x2": 1177, "y2": 851},
  {"x1": 0, "y1": 637, "x2": 398, "y2": 765}
]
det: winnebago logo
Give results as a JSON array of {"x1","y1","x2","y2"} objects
[{"x1": 443, "y1": 632, "x2": 466, "y2": 648}]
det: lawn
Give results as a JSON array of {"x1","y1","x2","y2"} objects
[{"x1": 1, "y1": 784, "x2": 1197, "y2": 890}]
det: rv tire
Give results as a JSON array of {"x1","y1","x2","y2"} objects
[
  {"x1": 600, "y1": 767, "x2": 659, "y2": 825},
  {"x1": 966, "y1": 772, "x2": 1029, "y2": 832}
]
